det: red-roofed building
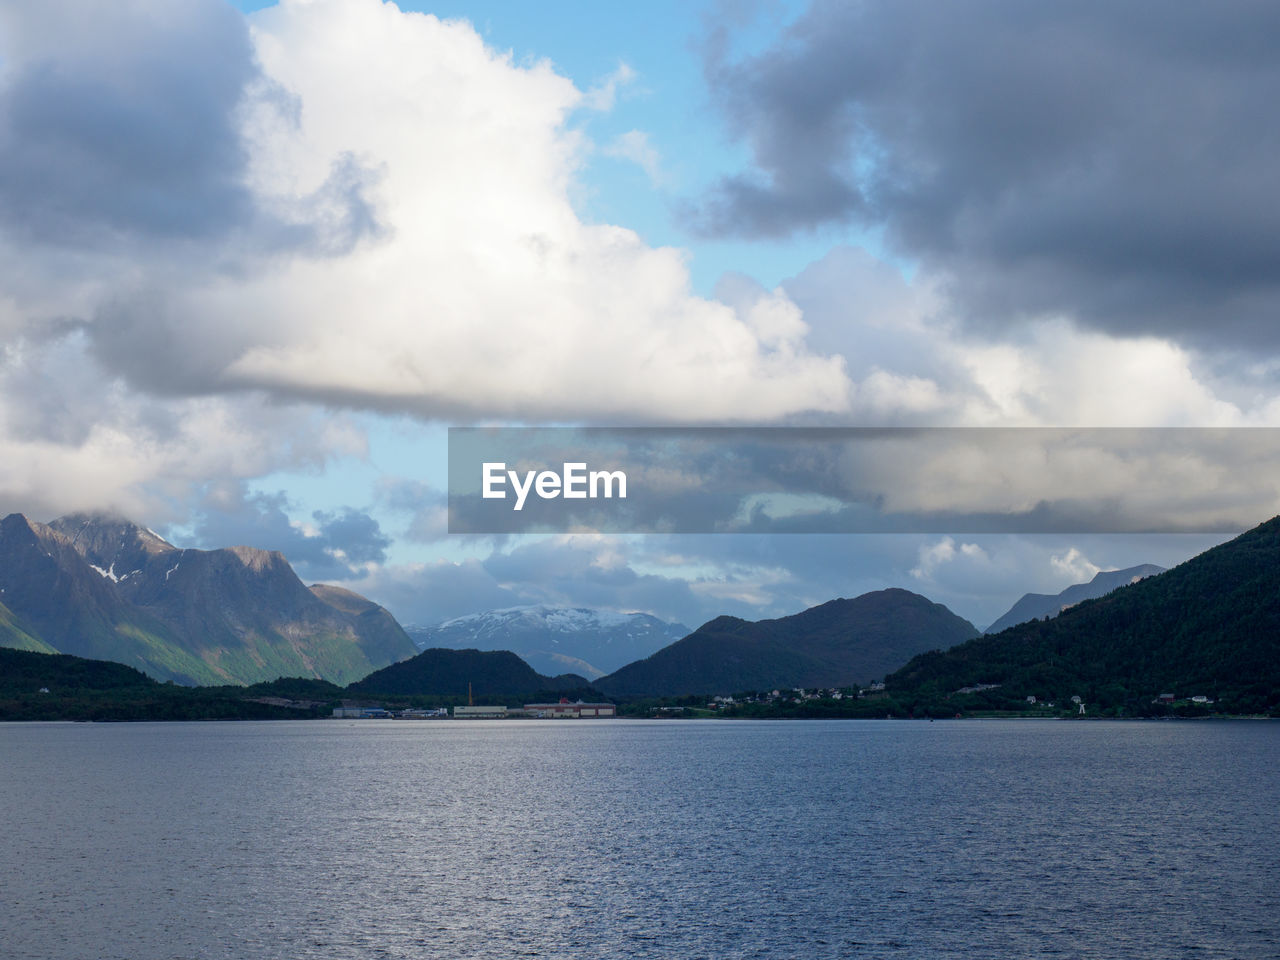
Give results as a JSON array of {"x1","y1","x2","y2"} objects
[{"x1": 524, "y1": 697, "x2": 616, "y2": 718}]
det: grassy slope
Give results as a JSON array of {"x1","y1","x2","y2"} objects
[{"x1": 0, "y1": 599, "x2": 58, "y2": 654}]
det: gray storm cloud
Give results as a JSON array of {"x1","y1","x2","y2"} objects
[
  {"x1": 0, "y1": 0, "x2": 256, "y2": 245},
  {"x1": 186, "y1": 483, "x2": 393, "y2": 580},
  {"x1": 695, "y1": 0, "x2": 1280, "y2": 347}
]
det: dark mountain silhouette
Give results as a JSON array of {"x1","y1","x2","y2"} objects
[
  {"x1": 348, "y1": 646, "x2": 590, "y2": 699},
  {"x1": 595, "y1": 588, "x2": 979, "y2": 697}
]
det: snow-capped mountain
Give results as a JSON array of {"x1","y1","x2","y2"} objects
[{"x1": 405, "y1": 605, "x2": 690, "y2": 680}]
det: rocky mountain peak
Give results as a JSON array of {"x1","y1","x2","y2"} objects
[
  {"x1": 0, "y1": 511, "x2": 417, "y2": 685},
  {"x1": 47, "y1": 512, "x2": 176, "y2": 584}
]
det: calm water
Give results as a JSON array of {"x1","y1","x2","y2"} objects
[{"x1": 2, "y1": 719, "x2": 1278, "y2": 960}]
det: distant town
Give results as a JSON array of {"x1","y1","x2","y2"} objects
[
  {"x1": 326, "y1": 686, "x2": 900, "y2": 720},
  {"x1": 331, "y1": 698, "x2": 618, "y2": 719}
]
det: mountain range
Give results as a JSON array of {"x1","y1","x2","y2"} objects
[
  {"x1": 888, "y1": 517, "x2": 1280, "y2": 714},
  {"x1": 0, "y1": 512, "x2": 417, "y2": 685},
  {"x1": 984, "y1": 564, "x2": 1165, "y2": 633},
  {"x1": 10, "y1": 506, "x2": 1274, "y2": 714},
  {"x1": 405, "y1": 605, "x2": 690, "y2": 680},
  {"x1": 595, "y1": 588, "x2": 980, "y2": 697}
]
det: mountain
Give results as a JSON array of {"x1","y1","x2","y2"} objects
[
  {"x1": 406, "y1": 606, "x2": 690, "y2": 679},
  {"x1": 308, "y1": 583, "x2": 419, "y2": 667},
  {"x1": 0, "y1": 512, "x2": 417, "y2": 685},
  {"x1": 0, "y1": 513, "x2": 218, "y2": 682},
  {"x1": 348, "y1": 647, "x2": 591, "y2": 699},
  {"x1": 594, "y1": 588, "x2": 979, "y2": 697},
  {"x1": 46, "y1": 513, "x2": 176, "y2": 586},
  {"x1": 887, "y1": 517, "x2": 1280, "y2": 714},
  {"x1": 984, "y1": 564, "x2": 1165, "y2": 633}
]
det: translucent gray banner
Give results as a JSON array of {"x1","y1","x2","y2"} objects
[{"x1": 448, "y1": 427, "x2": 1280, "y2": 534}]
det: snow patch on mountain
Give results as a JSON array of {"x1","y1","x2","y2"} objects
[{"x1": 90, "y1": 563, "x2": 119, "y2": 582}]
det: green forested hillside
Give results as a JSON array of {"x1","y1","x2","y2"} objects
[
  {"x1": 0, "y1": 647, "x2": 334, "y2": 721},
  {"x1": 888, "y1": 517, "x2": 1280, "y2": 714}
]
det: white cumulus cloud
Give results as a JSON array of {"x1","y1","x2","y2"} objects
[{"x1": 0, "y1": 0, "x2": 851, "y2": 426}]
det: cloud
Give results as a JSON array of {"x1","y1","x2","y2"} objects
[
  {"x1": 582, "y1": 62, "x2": 637, "y2": 112},
  {"x1": 0, "y1": 0, "x2": 381, "y2": 262},
  {"x1": 377, "y1": 477, "x2": 449, "y2": 544},
  {"x1": 347, "y1": 558, "x2": 526, "y2": 626},
  {"x1": 0, "y1": 0, "x2": 1267, "y2": 639},
  {"x1": 768, "y1": 245, "x2": 1262, "y2": 430},
  {"x1": 308, "y1": 506, "x2": 391, "y2": 566},
  {"x1": 182, "y1": 481, "x2": 391, "y2": 580},
  {"x1": 695, "y1": 1, "x2": 1280, "y2": 349},
  {"x1": 0, "y1": 0, "x2": 257, "y2": 246},
  {"x1": 911, "y1": 537, "x2": 985, "y2": 583},
  {"x1": 0, "y1": 331, "x2": 365, "y2": 523},
  {"x1": 1050, "y1": 547, "x2": 1102, "y2": 585},
  {"x1": 604, "y1": 130, "x2": 664, "y2": 186},
  {"x1": 0, "y1": 0, "x2": 850, "y2": 423}
]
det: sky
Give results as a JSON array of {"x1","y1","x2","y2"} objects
[{"x1": 1, "y1": 0, "x2": 1278, "y2": 630}]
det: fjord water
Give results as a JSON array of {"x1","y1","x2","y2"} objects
[{"x1": 3, "y1": 720, "x2": 1278, "y2": 959}]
